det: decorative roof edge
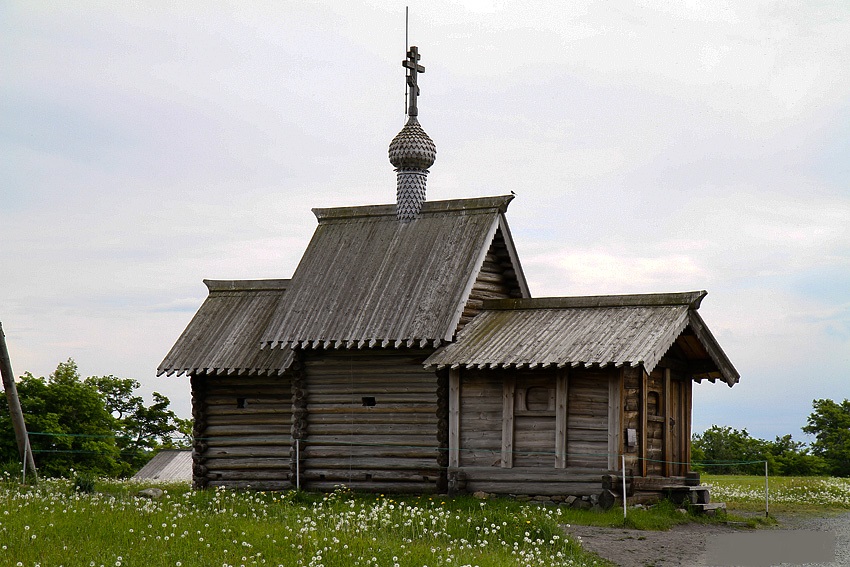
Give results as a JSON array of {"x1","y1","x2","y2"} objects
[
  {"x1": 312, "y1": 195, "x2": 514, "y2": 222},
  {"x1": 688, "y1": 310, "x2": 740, "y2": 387},
  {"x1": 204, "y1": 279, "x2": 291, "y2": 292},
  {"x1": 484, "y1": 291, "x2": 707, "y2": 311}
]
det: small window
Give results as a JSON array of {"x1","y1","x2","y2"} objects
[
  {"x1": 362, "y1": 396, "x2": 377, "y2": 407},
  {"x1": 525, "y1": 387, "x2": 553, "y2": 411},
  {"x1": 236, "y1": 397, "x2": 247, "y2": 409}
]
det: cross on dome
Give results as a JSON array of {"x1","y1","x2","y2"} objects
[{"x1": 403, "y1": 46, "x2": 425, "y2": 117}]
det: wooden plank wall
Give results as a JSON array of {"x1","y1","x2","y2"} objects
[
  {"x1": 192, "y1": 373, "x2": 293, "y2": 491},
  {"x1": 301, "y1": 349, "x2": 440, "y2": 493},
  {"x1": 566, "y1": 370, "x2": 610, "y2": 469},
  {"x1": 457, "y1": 369, "x2": 503, "y2": 469},
  {"x1": 455, "y1": 368, "x2": 614, "y2": 496},
  {"x1": 513, "y1": 373, "x2": 557, "y2": 468}
]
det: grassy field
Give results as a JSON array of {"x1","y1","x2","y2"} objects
[
  {"x1": 2, "y1": 474, "x2": 846, "y2": 567},
  {"x1": 0, "y1": 477, "x2": 607, "y2": 567},
  {"x1": 704, "y1": 474, "x2": 850, "y2": 514}
]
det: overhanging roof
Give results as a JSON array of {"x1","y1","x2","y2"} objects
[
  {"x1": 157, "y1": 279, "x2": 294, "y2": 377},
  {"x1": 261, "y1": 195, "x2": 526, "y2": 349},
  {"x1": 424, "y1": 291, "x2": 739, "y2": 386}
]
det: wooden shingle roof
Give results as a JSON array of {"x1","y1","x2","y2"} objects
[
  {"x1": 424, "y1": 291, "x2": 739, "y2": 386},
  {"x1": 157, "y1": 279, "x2": 294, "y2": 377},
  {"x1": 261, "y1": 195, "x2": 528, "y2": 349}
]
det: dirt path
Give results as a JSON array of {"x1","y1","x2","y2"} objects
[
  {"x1": 564, "y1": 512, "x2": 850, "y2": 567},
  {"x1": 565, "y1": 521, "x2": 740, "y2": 567}
]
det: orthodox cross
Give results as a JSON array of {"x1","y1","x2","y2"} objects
[{"x1": 403, "y1": 46, "x2": 425, "y2": 117}]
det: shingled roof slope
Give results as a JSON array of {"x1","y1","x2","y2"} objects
[
  {"x1": 158, "y1": 280, "x2": 294, "y2": 377},
  {"x1": 424, "y1": 291, "x2": 739, "y2": 386},
  {"x1": 262, "y1": 196, "x2": 523, "y2": 349}
]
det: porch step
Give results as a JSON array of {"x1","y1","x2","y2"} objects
[
  {"x1": 691, "y1": 502, "x2": 726, "y2": 516},
  {"x1": 661, "y1": 485, "x2": 711, "y2": 505}
]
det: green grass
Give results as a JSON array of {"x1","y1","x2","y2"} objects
[
  {"x1": 0, "y1": 478, "x2": 606, "y2": 567},
  {"x1": 703, "y1": 474, "x2": 850, "y2": 514},
  {"x1": 4, "y1": 474, "x2": 843, "y2": 566}
]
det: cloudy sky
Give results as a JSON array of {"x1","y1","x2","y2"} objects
[{"x1": 2, "y1": 1, "x2": 848, "y2": 443}]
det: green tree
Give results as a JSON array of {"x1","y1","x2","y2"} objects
[
  {"x1": 692, "y1": 425, "x2": 768, "y2": 475},
  {"x1": 766, "y1": 434, "x2": 827, "y2": 476},
  {"x1": 803, "y1": 399, "x2": 850, "y2": 477},
  {"x1": 1, "y1": 359, "x2": 189, "y2": 477},
  {"x1": 0, "y1": 360, "x2": 122, "y2": 477},
  {"x1": 84, "y1": 375, "x2": 190, "y2": 471}
]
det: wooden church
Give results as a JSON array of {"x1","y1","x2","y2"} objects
[{"x1": 158, "y1": 46, "x2": 739, "y2": 502}]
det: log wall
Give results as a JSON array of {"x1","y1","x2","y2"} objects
[
  {"x1": 644, "y1": 369, "x2": 665, "y2": 476},
  {"x1": 456, "y1": 228, "x2": 523, "y2": 333},
  {"x1": 300, "y1": 349, "x2": 441, "y2": 493},
  {"x1": 192, "y1": 373, "x2": 293, "y2": 491},
  {"x1": 621, "y1": 367, "x2": 642, "y2": 474}
]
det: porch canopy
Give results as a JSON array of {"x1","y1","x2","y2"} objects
[{"x1": 425, "y1": 291, "x2": 739, "y2": 386}]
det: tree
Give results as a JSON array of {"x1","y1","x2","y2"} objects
[
  {"x1": 766, "y1": 434, "x2": 827, "y2": 476},
  {"x1": 84, "y1": 375, "x2": 190, "y2": 471},
  {"x1": 0, "y1": 360, "x2": 122, "y2": 477},
  {"x1": 803, "y1": 399, "x2": 850, "y2": 477},
  {"x1": 691, "y1": 425, "x2": 767, "y2": 475},
  {"x1": 1, "y1": 359, "x2": 188, "y2": 477},
  {"x1": 693, "y1": 424, "x2": 828, "y2": 477}
]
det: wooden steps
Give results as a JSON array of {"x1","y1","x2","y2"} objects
[
  {"x1": 691, "y1": 502, "x2": 727, "y2": 516},
  {"x1": 662, "y1": 485, "x2": 725, "y2": 515}
]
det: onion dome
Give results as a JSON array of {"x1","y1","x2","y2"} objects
[{"x1": 389, "y1": 116, "x2": 436, "y2": 171}]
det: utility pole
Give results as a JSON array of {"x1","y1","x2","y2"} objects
[{"x1": 0, "y1": 322, "x2": 38, "y2": 480}]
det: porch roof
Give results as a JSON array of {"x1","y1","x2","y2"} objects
[{"x1": 424, "y1": 291, "x2": 739, "y2": 386}]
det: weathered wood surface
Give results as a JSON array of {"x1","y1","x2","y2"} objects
[
  {"x1": 206, "y1": 480, "x2": 293, "y2": 491},
  {"x1": 193, "y1": 373, "x2": 292, "y2": 489},
  {"x1": 645, "y1": 369, "x2": 664, "y2": 476},
  {"x1": 449, "y1": 368, "x2": 460, "y2": 467},
  {"x1": 501, "y1": 375, "x2": 515, "y2": 467},
  {"x1": 458, "y1": 373, "x2": 505, "y2": 467},
  {"x1": 301, "y1": 349, "x2": 439, "y2": 492},
  {"x1": 566, "y1": 371, "x2": 609, "y2": 469},
  {"x1": 305, "y1": 481, "x2": 438, "y2": 493},
  {"x1": 621, "y1": 367, "x2": 642, "y2": 473},
  {"x1": 456, "y1": 229, "x2": 524, "y2": 332}
]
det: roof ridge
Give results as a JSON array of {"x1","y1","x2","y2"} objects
[
  {"x1": 204, "y1": 279, "x2": 291, "y2": 292},
  {"x1": 484, "y1": 291, "x2": 707, "y2": 311},
  {"x1": 313, "y1": 195, "x2": 514, "y2": 222}
]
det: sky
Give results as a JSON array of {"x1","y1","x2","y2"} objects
[{"x1": 2, "y1": 1, "x2": 848, "y2": 443}]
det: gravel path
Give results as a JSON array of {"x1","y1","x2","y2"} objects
[{"x1": 563, "y1": 512, "x2": 850, "y2": 567}]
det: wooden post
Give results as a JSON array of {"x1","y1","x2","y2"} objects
[
  {"x1": 608, "y1": 373, "x2": 620, "y2": 471},
  {"x1": 663, "y1": 369, "x2": 671, "y2": 477},
  {"x1": 501, "y1": 375, "x2": 515, "y2": 468},
  {"x1": 448, "y1": 369, "x2": 460, "y2": 468},
  {"x1": 640, "y1": 371, "x2": 648, "y2": 477},
  {"x1": 554, "y1": 370, "x2": 568, "y2": 468},
  {"x1": 0, "y1": 323, "x2": 38, "y2": 480},
  {"x1": 684, "y1": 377, "x2": 693, "y2": 472}
]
